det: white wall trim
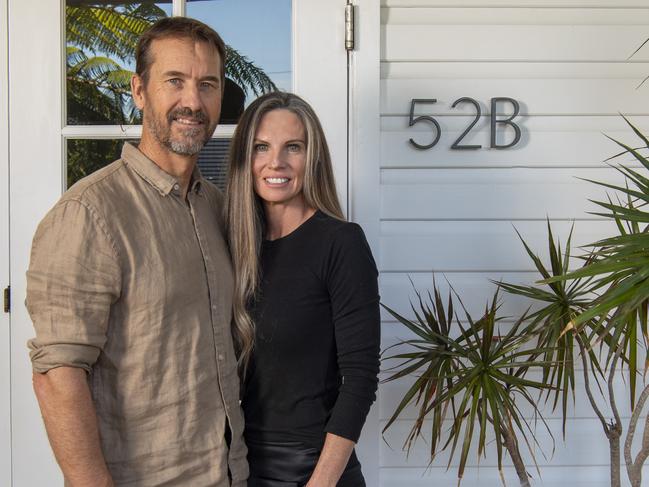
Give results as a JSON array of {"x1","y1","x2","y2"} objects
[
  {"x1": 350, "y1": 1, "x2": 381, "y2": 486},
  {"x1": 0, "y1": 0, "x2": 11, "y2": 483},
  {"x1": 60, "y1": 124, "x2": 237, "y2": 138},
  {"x1": 293, "y1": 0, "x2": 348, "y2": 215},
  {"x1": 9, "y1": 0, "x2": 63, "y2": 484},
  {"x1": 172, "y1": 0, "x2": 185, "y2": 18}
]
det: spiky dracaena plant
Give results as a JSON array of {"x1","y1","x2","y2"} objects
[
  {"x1": 543, "y1": 116, "x2": 649, "y2": 487},
  {"x1": 498, "y1": 222, "x2": 629, "y2": 486},
  {"x1": 382, "y1": 283, "x2": 555, "y2": 486},
  {"x1": 497, "y1": 222, "x2": 608, "y2": 435}
]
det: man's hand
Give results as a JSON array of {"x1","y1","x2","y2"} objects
[{"x1": 33, "y1": 367, "x2": 113, "y2": 487}]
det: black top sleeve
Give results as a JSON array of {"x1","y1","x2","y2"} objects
[{"x1": 324, "y1": 223, "x2": 381, "y2": 442}]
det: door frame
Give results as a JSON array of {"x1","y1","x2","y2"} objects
[
  {"x1": 8, "y1": 1, "x2": 350, "y2": 484},
  {"x1": 1, "y1": 0, "x2": 11, "y2": 484},
  {"x1": 293, "y1": 0, "x2": 348, "y2": 216},
  {"x1": 347, "y1": 1, "x2": 381, "y2": 486},
  {"x1": 9, "y1": 0, "x2": 64, "y2": 483}
]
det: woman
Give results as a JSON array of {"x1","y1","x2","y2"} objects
[{"x1": 225, "y1": 92, "x2": 380, "y2": 487}]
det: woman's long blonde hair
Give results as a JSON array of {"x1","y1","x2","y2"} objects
[{"x1": 225, "y1": 92, "x2": 344, "y2": 373}]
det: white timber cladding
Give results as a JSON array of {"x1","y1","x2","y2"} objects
[{"x1": 377, "y1": 1, "x2": 649, "y2": 486}]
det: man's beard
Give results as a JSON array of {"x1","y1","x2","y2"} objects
[{"x1": 146, "y1": 106, "x2": 214, "y2": 156}]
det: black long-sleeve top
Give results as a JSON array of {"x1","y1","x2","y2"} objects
[{"x1": 242, "y1": 210, "x2": 381, "y2": 449}]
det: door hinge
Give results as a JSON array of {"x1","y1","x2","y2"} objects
[
  {"x1": 345, "y1": 2, "x2": 355, "y2": 51},
  {"x1": 3, "y1": 286, "x2": 9, "y2": 313}
]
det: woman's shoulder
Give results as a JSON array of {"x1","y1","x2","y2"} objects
[
  {"x1": 313, "y1": 212, "x2": 378, "y2": 285},
  {"x1": 311, "y1": 211, "x2": 367, "y2": 247}
]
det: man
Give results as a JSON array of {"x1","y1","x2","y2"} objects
[{"x1": 26, "y1": 17, "x2": 247, "y2": 486}]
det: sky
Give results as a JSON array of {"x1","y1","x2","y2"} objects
[{"x1": 185, "y1": 0, "x2": 292, "y2": 95}]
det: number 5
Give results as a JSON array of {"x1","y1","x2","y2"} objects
[{"x1": 408, "y1": 99, "x2": 441, "y2": 150}]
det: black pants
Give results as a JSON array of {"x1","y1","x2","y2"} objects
[{"x1": 246, "y1": 439, "x2": 366, "y2": 487}]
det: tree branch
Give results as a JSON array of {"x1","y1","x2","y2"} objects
[
  {"x1": 608, "y1": 343, "x2": 624, "y2": 431},
  {"x1": 625, "y1": 382, "x2": 649, "y2": 486},
  {"x1": 575, "y1": 334, "x2": 609, "y2": 431}
]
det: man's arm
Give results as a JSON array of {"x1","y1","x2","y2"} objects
[
  {"x1": 33, "y1": 367, "x2": 113, "y2": 487},
  {"x1": 26, "y1": 200, "x2": 121, "y2": 484}
]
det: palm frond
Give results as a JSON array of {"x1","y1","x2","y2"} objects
[{"x1": 225, "y1": 45, "x2": 277, "y2": 96}]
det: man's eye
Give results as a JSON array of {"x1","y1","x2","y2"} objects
[
  {"x1": 168, "y1": 78, "x2": 182, "y2": 86},
  {"x1": 201, "y1": 82, "x2": 217, "y2": 90}
]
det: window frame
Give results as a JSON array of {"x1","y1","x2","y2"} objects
[{"x1": 61, "y1": 0, "x2": 238, "y2": 190}]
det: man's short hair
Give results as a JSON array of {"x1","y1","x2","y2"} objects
[{"x1": 136, "y1": 17, "x2": 226, "y2": 86}]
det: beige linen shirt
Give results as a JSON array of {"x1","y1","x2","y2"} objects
[{"x1": 26, "y1": 143, "x2": 247, "y2": 486}]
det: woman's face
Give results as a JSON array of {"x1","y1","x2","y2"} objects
[{"x1": 252, "y1": 109, "x2": 308, "y2": 210}]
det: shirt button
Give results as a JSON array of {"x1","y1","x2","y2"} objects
[
  {"x1": 218, "y1": 354, "x2": 224, "y2": 361},
  {"x1": 173, "y1": 183, "x2": 180, "y2": 190}
]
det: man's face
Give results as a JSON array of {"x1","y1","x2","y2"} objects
[{"x1": 133, "y1": 37, "x2": 222, "y2": 156}]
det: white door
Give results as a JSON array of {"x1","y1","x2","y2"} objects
[
  {"x1": 0, "y1": 0, "x2": 11, "y2": 484},
  {"x1": 8, "y1": 0, "x2": 349, "y2": 485}
]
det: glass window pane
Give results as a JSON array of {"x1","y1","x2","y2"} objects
[
  {"x1": 67, "y1": 138, "x2": 231, "y2": 192},
  {"x1": 65, "y1": 1, "x2": 172, "y2": 125},
  {"x1": 187, "y1": 0, "x2": 292, "y2": 113},
  {"x1": 197, "y1": 138, "x2": 231, "y2": 190},
  {"x1": 66, "y1": 139, "x2": 136, "y2": 188}
]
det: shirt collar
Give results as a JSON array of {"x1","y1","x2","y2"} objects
[
  {"x1": 189, "y1": 165, "x2": 204, "y2": 195},
  {"x1": 121, "y1": 142, "x2": 204, "y2": 196}
]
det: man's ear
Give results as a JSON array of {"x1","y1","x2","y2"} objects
[{"x1": 131, "y1": 74, "x2": 146, "y2": 110}]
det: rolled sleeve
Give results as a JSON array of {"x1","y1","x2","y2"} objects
[{"x1": 26, "y1": 199, "x2": 121, "y2": 373}]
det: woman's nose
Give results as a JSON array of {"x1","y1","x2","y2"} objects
[{"x1": 268, "y1": 150, "x2": 285, "y2": 169}]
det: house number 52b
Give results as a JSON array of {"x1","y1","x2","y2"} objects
[{"x1": 408, "y1": 97, "x2": 521, "y2": 150}]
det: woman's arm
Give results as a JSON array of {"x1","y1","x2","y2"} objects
[
  {"x1": 324, "y1": 223, "x2": 381, "y2": 442},
  {"x1": 314, "y1": 222, "x2": 381, "y2": 485},
  {"x1": 306, "y1": 433, "x2": 355, "y2": 487}
]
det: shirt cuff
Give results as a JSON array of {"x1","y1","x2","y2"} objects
[
  {"x1": 324, "y1": 391, "x2": 373, "y2": 443},
  {"x1": 29, "y1": 339, "x2": 100, "y2": 374}
]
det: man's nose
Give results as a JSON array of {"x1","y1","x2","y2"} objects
[{"x1": 180, "y1": 84, "x2": 202, "y2": 112}]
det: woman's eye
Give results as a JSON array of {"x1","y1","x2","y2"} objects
[
  {"x1": 287, "y1": 144, "x2": 302, "y2": 152},
  {"x1": 254, "y1": 144, "x2": 268, "y2": 152}
]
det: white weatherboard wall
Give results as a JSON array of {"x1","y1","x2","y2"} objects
[{"x1": 376, "y1": 1, "x2": 649, "y2": 486}]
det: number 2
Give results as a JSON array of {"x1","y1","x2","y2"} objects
[{"x1": 450, "y1": 97, "x2": 481, "y2": 150}]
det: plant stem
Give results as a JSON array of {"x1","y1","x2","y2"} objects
[
  {"x1": 625, "y1": 382, "x2": 649, "y2": 486},
  {"x1": 575, "y1": 334, "x2": 622, "y2": 487},
  {"x1": 502, "y1": 428, "x2": 530, "y2": 487},
  {"x1": 610, "y1": 427, "x2": 622, "y2": 487},
  {"x1": 609, "y1": 344, "x2": 624, "y2": 487}
]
